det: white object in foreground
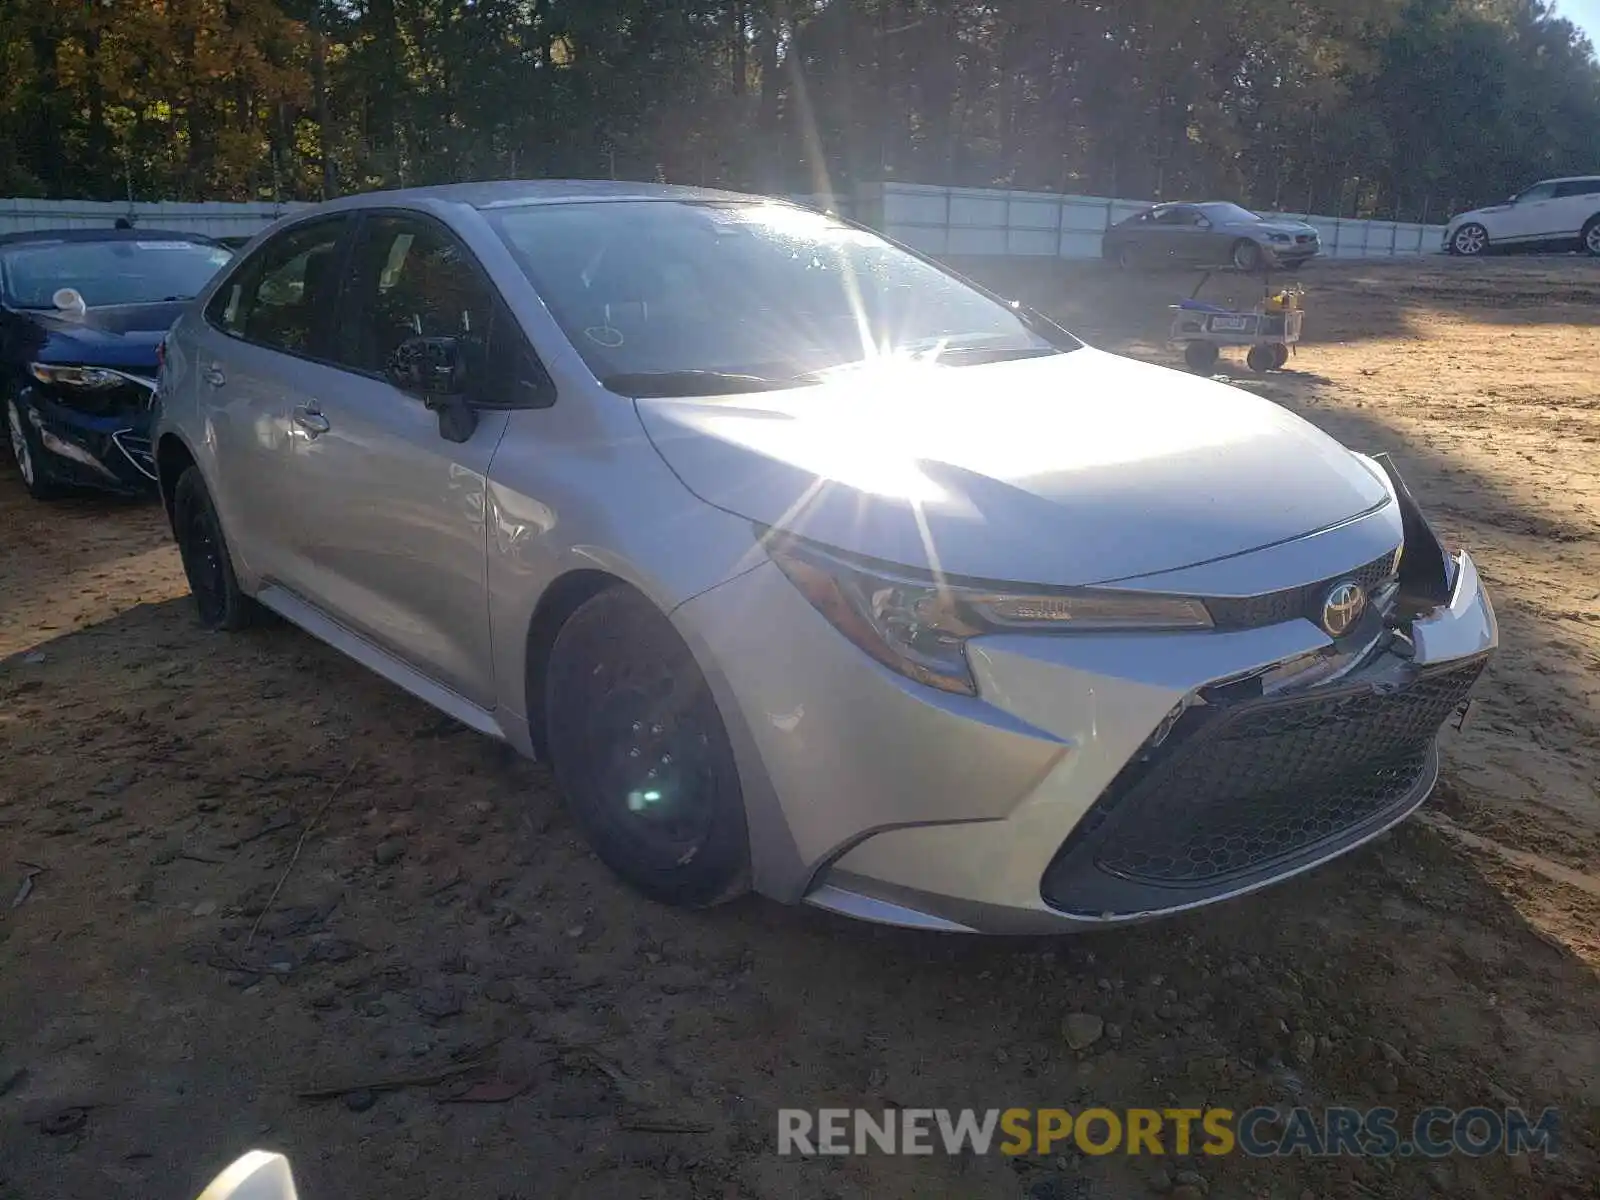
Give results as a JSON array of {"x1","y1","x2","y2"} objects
[{"x1": 195, "y1": 1151, "x2": 299, "y2": 1200}]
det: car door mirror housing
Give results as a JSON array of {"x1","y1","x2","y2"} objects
[{"x1": 386, "y1": 335, "x2": 480, "y2": 444}]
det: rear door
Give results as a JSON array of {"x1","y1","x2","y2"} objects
[
  {"x1": 192, "y1": 215, "x2": 354, "y2": 585},
  {"x1": 274, "y1": 210, "x2": 522, "y2": 709}
]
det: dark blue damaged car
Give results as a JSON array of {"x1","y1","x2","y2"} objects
[{"x1": 1, "y1": 228, "x2": 234, "y2": 499}]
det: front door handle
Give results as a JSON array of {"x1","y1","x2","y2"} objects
[
  {"x1": 292, "y1": 403, "x2": 331, "y2": 438},
  {"x1": 203, "y1": 365, "x2": 226, "y2": 388}
]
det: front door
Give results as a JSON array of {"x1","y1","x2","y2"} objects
[
  {"x1": 1500, "y1": 182, "x2": 1558, "y2": 242},
  {"x1": 1149, "y1": 205, "x2": 1212, "y2": 264},
  {"x1": 278, "y1": 211, "x2": 509, "y2": 710}
]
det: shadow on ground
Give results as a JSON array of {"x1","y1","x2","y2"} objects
[{"x1": 0, "y1": 600, "x2": 1596, "y2": 1200}]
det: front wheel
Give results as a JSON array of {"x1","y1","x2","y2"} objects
[
  {"x1": 6, "y1": 398, "x2": 61, "y2": 500},
  {"x1": 1231, "y1": 239, "x2": 1265, "y2": 272},
  {"x1": 173, "y1": 467, "x2": 257, "y2": 630},
  {"x1": 1246, "y1": 344, "x2": 1277, "y2": 373},
  {"x1": 1451, "y1": 223, "x2": 1489, "y2": 256},
  {"x1": 544, "y1": 586, "x2": 750, "y2": 908},
  {"x1": 1582, "y1": 217, "x2": 1600, "y2": 257}
]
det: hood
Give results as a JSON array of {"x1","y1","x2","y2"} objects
[
  {"x1": 1248, "y1": 219, "x2": 1317, "y2": 237},
  {"x1": 11, "y1": 301, "x2": 183, "y2": 370},
  {"x1": 1451, "y1": 204, "x2": 1511, "y2": 224},
  {"x1": 635, "y1": 349, "x2": 1392, "y2": 586}
]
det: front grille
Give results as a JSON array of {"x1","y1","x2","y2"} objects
[
  {"x1": 1206, "y1": 551, "x2": 1398, "y2": 631},
  {"x1": 39, "y1": 377, "x2": 154, "y2": 416},
  {"x1": 1296, "y1": 234, "x2": 1315, "y2": 244},
  {"x1": 1041, "y1": 655, "x2": 1487, "y2": 913}
]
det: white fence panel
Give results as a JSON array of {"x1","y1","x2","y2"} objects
[
  {"x1": 877, "y1": 183, "x2": 1445, "y2": 262},
  {"x1": 0, "y1": 198, "x2": 311, "y2": 239}
]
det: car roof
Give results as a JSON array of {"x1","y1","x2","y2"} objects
[
  {"x1": 1533, "y1": 176, "x2": 1600, "y2": 184},
  {"x1": 309, "y1": 179, "x2": 771, "y2": 214},
  {"x1": 0, "y1": 227, "x2": 224, "y2": 249}
]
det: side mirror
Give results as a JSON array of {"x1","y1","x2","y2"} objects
[{"x1": 386, "y1": 335, "x2": 479, "y2": 444}]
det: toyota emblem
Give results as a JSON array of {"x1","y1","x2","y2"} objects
[{"x1": 1320, "y1": 581, "x2": 1366, "y2": 638}]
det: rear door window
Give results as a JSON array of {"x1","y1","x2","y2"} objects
[{"x1": 205, "y1": 217, "x2": 351, "y2": 358}]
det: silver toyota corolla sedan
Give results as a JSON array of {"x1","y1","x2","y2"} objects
[{"x1": 153, "y1": 181, "x2": 1495, "y2": 933}]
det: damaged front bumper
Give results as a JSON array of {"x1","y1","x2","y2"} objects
[
  {"x1": 681, "y1": 456, "x2": 1497, "y2": 935},
  {"x1": 17, "y1": 380, "x2": 158, "y2": 494}
]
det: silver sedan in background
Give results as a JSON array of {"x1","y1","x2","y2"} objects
[{"x1": 1104, "y1": 201, "x2": 1321, "y2": 271}]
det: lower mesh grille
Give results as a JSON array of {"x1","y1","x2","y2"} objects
[{"x1": 1042, "y1": 655, "x2": 1487, "y2": 907}]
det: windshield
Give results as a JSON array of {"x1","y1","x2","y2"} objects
[
  {"x1": 1198, "y1": 203, "x2": 1261, "y2": 224},
  {"x1": 0, "y1": 238, "x2": 233, "y2": 308},
  {"x1": 487, "y1": 200, "x2": 1077, "y2": 390}
]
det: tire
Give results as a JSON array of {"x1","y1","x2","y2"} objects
[
  {"x1": 1246, "y1": 344, "x2": 1276, "y2": 373},
  {"x1": 544, "y1": 586, "x2": 750, "y2": 908},
  {"x1": 1271, "y1": 342, "x2": 1290, "y2": 369},
  {"x1": 1583, "y1": 217, "x2": 1600, "y2": 258},
  {"x1": 1231, "y1": 239, "x2": 1265, "y2": 272},
  {"x1": 6, "y1": 398, "x2": 62, "y2": 500},
  {"x1": 172, "y1": 466, "x2": 257, "y2": 631},
  {"x1": 1183, "y1": 342, "x2": 1219, "y2": 374},
  {"x1": 1451, "y1": 222, "x2": 1489, "y2": 257}
]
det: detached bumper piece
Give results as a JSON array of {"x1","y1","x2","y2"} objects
[{"x1": 1040, "y1": 654, "x2": 1487, "y2": 917}]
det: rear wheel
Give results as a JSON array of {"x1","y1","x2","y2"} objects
[
  {"x1": 544, "y1": 586, "x2": 750, "y2": 908},
  {"x1": 1231, "y1": 239, "x2": 1265, "y2": 272},
  {"x1": 173, "y1": 467, "x2": 257, "y2": 630},
  {"x1": 1451, "y1": 222, "x2": 1489, "y2": 256},
  {"x1": 1183, "y1": 342, "x2": 1220, "y2": 374},
  {"x1": 1271, "y1": 342, "x2": 1291, "y2": 369},
  {"x1": 1583, "y1": 217, "x2": 1600, "y2": 257}
]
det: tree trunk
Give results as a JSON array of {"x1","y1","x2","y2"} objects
[
  {"x1": 28, "y1": 30, "x2": 63, "y2": 195},
  {"x1": 311, "y1": 4, "x2": 336, "y2": 197}
]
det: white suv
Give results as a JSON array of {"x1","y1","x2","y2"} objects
[{"x1": 1444, "y1": 176, "x2": 1600, "y2": 256}]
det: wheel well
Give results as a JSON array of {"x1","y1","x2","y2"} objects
[
  {"x1": 523, "y1": 569, "x2": 626, "y2": 758},
  {"x1": 155, "y1": 434, "x2": 196, "y2": 529}
]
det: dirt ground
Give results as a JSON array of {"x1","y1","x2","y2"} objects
[{"x1": 2, "y1": 256, "x2": 1598, "y2": 1200}]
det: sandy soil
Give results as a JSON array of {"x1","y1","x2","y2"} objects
[{"x1": 1, "y1": 257, "x2": 1597, "y2": 1200}]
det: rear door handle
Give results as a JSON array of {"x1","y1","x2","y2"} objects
[
  {"x1": 292, "y1": 403, "x2": 330, "y2": 438},
  {"x1": 203, "y1": 365, "x2": 226, "y2": 388}
]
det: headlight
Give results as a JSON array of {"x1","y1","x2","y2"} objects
[
  {"x1": 29, "y1": 363, "x2": 123, "y2": 390},
  {"x1": 766, "y1": 536, "x2": 1213, "y2": 696}
]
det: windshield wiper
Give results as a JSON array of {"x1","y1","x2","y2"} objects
[{"x1": 600, "y1": 370, "x2": 816, "y2": 398}]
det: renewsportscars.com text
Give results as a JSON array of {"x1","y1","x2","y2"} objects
[{"x1": 777, "y1": 1106, "x2": 1560, "y2": 1159}]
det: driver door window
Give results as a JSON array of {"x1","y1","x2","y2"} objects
[{"x1": 343, "y1": 215, "x2": 496, "y2": 379}]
